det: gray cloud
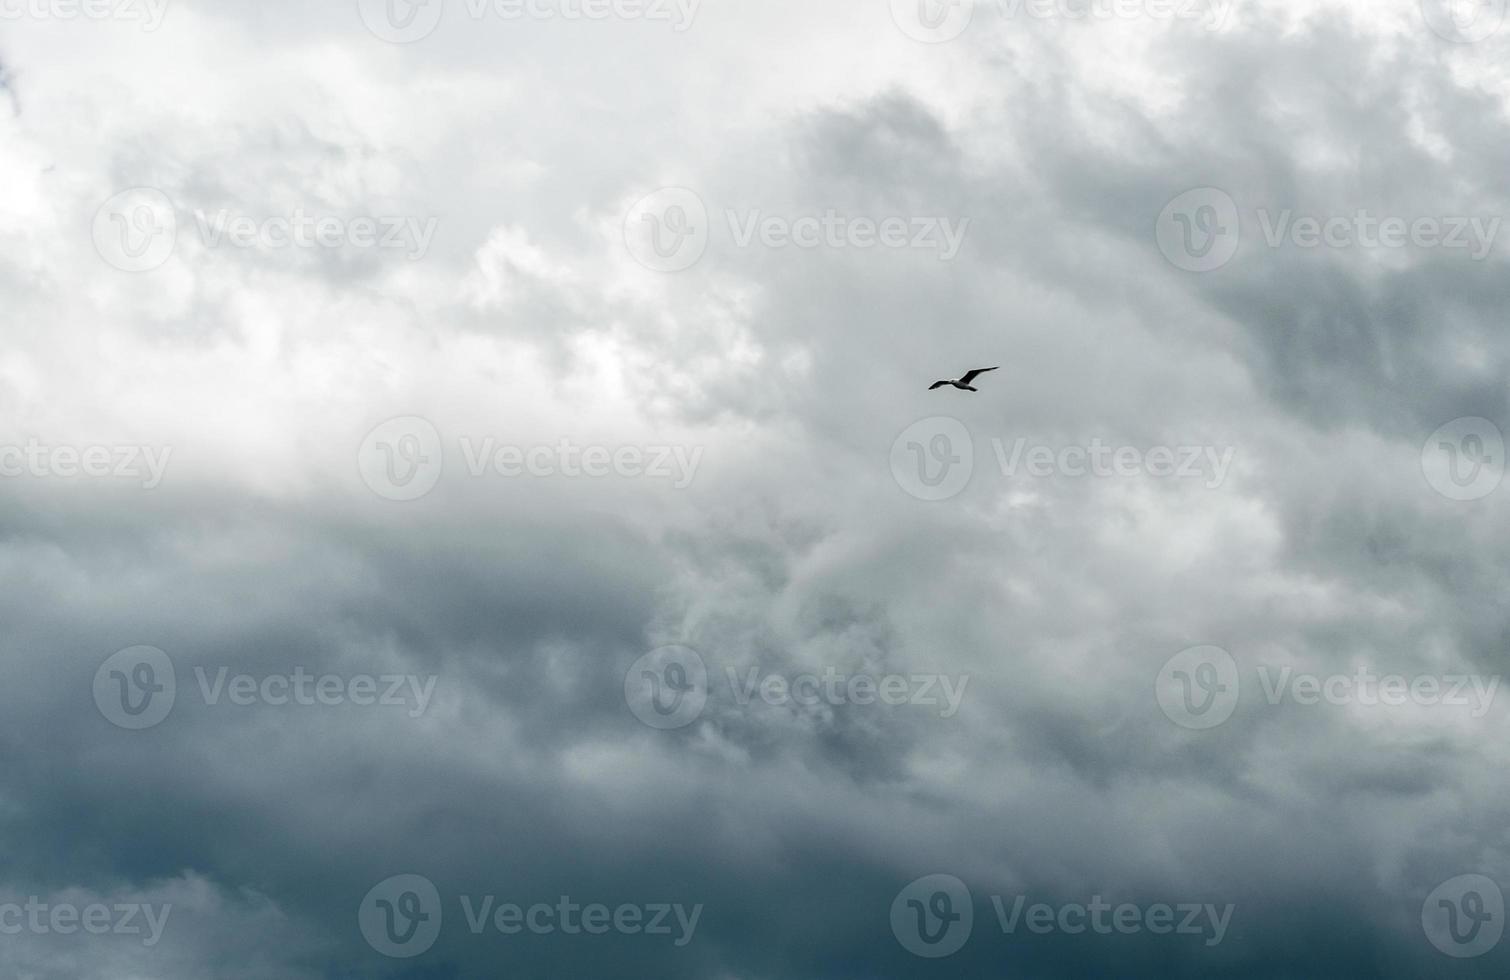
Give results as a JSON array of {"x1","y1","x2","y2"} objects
[{"x1": 0, "y1": 1, "x2": 1508, "y2": 976}]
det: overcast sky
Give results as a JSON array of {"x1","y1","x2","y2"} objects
[{"x1": 3, "y1": 0, "x2": 1510, "y2": 976}]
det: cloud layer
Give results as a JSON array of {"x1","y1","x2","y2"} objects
[{"x1": 3, "y1": 0, "x2": 1510, "y2": 975}]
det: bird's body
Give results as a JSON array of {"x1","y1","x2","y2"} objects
[{"x1": 929, "y1": 367, "x2": 998, "y2": 392}]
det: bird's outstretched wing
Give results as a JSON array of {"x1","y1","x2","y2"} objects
[
  {"x1": 959, "y1": 367, "x2": 999, "y2": 386},
  {"x1": 928, "y1": 381, "x2": 951, "y2": 390}
]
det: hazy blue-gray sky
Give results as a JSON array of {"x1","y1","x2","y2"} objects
[{"x1": 2, "y1": 0, "x2": 1509, "y2": 976}]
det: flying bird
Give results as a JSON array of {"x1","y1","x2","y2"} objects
[{"x1": 929, "y1": 367, "x2": 999, "y2": 392}]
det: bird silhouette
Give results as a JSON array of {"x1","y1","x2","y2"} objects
[{"x1": 929, "y1": 367, "x2": 999, "y2": 392}]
